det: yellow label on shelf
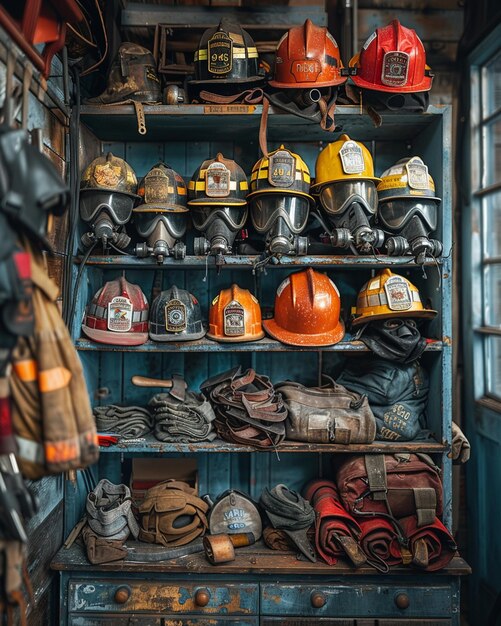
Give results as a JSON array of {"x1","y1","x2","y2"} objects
[{"x1": 203, "y1": 105, "x2": 256, "y2": 114}]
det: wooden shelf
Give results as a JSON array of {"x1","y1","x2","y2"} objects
[
  {"x1": 75, "y1": 336, "x2": 444, "y2": 353},
  {"x1": 76, "y1": 254, "x2": 441, "y2": 269},
  {"x1": 97, "y1": 433, "x2": 447, "y2": 455},
  {"x1": 80, "y1": 104, "x2": 447, "y2": 142},
  {"x1": 51, "y1": 543, "x2": 471, "y2": 576}
]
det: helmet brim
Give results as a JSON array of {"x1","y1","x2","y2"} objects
[
  {"x1": 263, "y1": 318, "x2": 345, "y2": 346},
  {"x1": 206, "y1": 330, "x2": 265, "y2": 343},
  {"x1": 310, "y1": 177, "x2": 381, "y2": 193},
  {"x1": 82, "y1": 325, "x2": 149, "y2": 346},
  {"x1": 188, "y1": 198, "x2": 247, "y2": 206},
  {"x1": 149, "y1": 328, "x2": 206, "y2": 342},
  {"x1": 134, "y1": 203, "x2": 189, "y2": 213},
  {"x1": 246, "y1": 189, "x2": 314, "y2": 206},
  {"x1": 348, "y1": 54, "x2": 433, "y2": 93},
  {"x1": 351, "y1": 309, "x2": 437, "y2": 327},
  {"x1": 268, "y1": 77, "x2": 347, "y2": 89}
]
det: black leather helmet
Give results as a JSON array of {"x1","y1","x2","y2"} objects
[{"x1": 149, "y1": 285, "x2": 205, "y2": 342}]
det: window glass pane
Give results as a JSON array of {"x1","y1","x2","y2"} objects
[
  {"x1": 483, "y1": 191, "x2": 501, "y2": 257},
  {"x1": 484, "y1": 264, "x2": 501, "y2": 325},
  {"x1": 486, "y1": 336, "x2": 501, "y2": 399},
  {"x1": 485, "y1": 119, "x2": 501, "y2": 186},
  {"x1": 484, "y1": 50, "x2": 501, "y2": 117}
]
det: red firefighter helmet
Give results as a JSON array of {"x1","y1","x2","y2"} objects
[
  {"x1": 270, "y1": 20, "x2": 346, "y2": 89},
  {"x1": 349, "y1": 19, "x2": 433, "y2": 94},
  {"x1": 82, "y1": 277, "x2": 149, "y2": 346}
]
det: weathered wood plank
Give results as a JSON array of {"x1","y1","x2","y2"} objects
[
  {"x1": 357, "y1": 9, "x2": 463, "y2": 42},
  {"x1": 51, "y1": 544, "x2": 471, "y2": 575}
]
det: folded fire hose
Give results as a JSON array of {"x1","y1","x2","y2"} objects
[
  {"x1": 358, "y1": 516, "x2": 405, "y2": 573},
  {"x1": 259, "y1": 484, "x2": 316, "y2": 562},
  {"x1": 93, "y1": 405, "x2": 153, "y2": 438},
  {"x1": 201, "y1": 366, "x2": 288, "y2": 448},
  {"x1": 303, "y1": 479, "x2": 366, "y2": 567},
  {"x1": 396, "y1": 515, "x2": 457, "y2": 571},
  {"x1": 149, "y1": 392, "x2": 216, "y2": 442}
]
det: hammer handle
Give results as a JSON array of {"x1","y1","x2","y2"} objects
[{"x1": 131, "y1": 376, "x2": 174, "y2": 388}]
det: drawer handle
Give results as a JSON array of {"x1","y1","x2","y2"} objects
[
  {"x1": 114, "y1": 586, "x2": 131, "y2": 604},
  {"x1": 194, "y1": 589, "x2": 210, "y2": 607},
  {"x1": 395, "y1": 593, "x2": 410, "y2": 609},
  {"x1": 310, "y1": 592, "x2": 326, "y2": 608}
]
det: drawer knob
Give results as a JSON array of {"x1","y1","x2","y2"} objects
[
  {"x1": 311, "y1": 592, "x2": 326, "y2": 608},
  {"x1": 395, "y1": 593, "x2": 410, "y2": 609},
  {"x1": 114, "y1": 586, "x2": 131, "y2": 604},
  {"x1": 194, "y1": 589, "x2": 210, "y2": 607}
]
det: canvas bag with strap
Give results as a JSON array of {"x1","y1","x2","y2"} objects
[
  {"x1": 335, "y1": 453, "x2": 443, "y2": 527},
  {"x1": 276, "y1": 377, "x2": 376, "y2": 444},
  {"x1": 139, "y1": 480, "x2": 209, "y2": 547}
]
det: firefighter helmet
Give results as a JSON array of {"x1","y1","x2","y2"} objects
[
  {"x1": 270, "y1": 20, "x2": 346, "y2": 89},
  {"x1": 207, "y1": 284, "x2": 264, "y2": 342},
  {"x1": 377, "y1": 156, "x2": 440, "y2": 203},
  {"x1": 351, "y1": 268, "x2": 437, "y2": 326},
  {"x1": 85, "y1": 42, "x2": 161, "y2": 105},
  {"x1": 349, "y1": 19, "x2": 433, "y2": 94},
  {"x1": 191, "y1": 18, "x2": 262, "y2": 86},
  {"x1": 311, "y1": 135, "x2": 380, "y2": 191},
  {"x1": 135, "y1": 162, "x2": 188, "y2": 212},
  {"x1": 149, "y1": 285, "x2": 205, "y2": 342},
  {"x1": 263, "y1": 268, "x2": 345, "y2": 346},
  {"x1": 82, "y1": 277, "x2": 149, "y2": 345},
  {"x1": 188, "y1": 153, "x2": 248, "y2": 206},
  {"x1": 80, "y1": 153, "x2": 139, "y2": 198}
]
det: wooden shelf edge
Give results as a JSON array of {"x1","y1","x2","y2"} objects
[
  {"x1": 51, "y1": 543, "x2": 470, "y2": 576},
  {"x1": 97, "y1": 435, "x2": 447, "y2": 454},
  {"x1": 75, "y1": 254, "x2": 442, "y2": 269},
  {"x1": 75, "y1": 337, "x2": 444, "y2": 353}
]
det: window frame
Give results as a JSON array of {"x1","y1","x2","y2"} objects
[{"x1": 468, "y1": 25, "x2": 501, "y2": 406}]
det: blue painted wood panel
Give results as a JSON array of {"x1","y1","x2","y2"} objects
[
  {"x1": 68, "y1": 581, "x2": 259, "y2": 614},
  {"x1": 260, "y1": 583, "x2": 456, "y2": 618}
]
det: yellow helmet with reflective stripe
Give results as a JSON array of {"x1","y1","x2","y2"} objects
[
  {"x1": 352, "y1": 268, "x2": 436, "y2": 326},
  {"x1": 247, "y1": 145, "x2": 314, "y2": 204},
  {"x1": 188, "y1": 153, "x2": 248, "y2": 206},
  {"x1": 377, "y1": 156, "x2": 440, "y2": 202},
  {"x1": 311, "y1": 134, "x2": 381, "y2": 192}
]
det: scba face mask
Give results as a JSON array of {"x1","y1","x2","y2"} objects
[
  {"x1": 317, "y1": 180, "x2": 383, "y2": 252},
  {"x1": 377, "y1": 157, "x2": 442, "y2": 263},
  {"x1": 312, "y1": 136, "x2": 384, "y2": 253},
  {"x1": 133, "y1": 163, "x2": 189, "y2": 262},
  {"x1": 79, "y1": 153, "x2": 139, "y2": 250},
  {"x1": 191, "y1": 205, "x2": 248, "y2": 256},
  {"x1": 248, "y1": 146, "x2": 313, "y2": 256},
  {"x1": 188, "y1": 154, "x2": 249, "y2": 261}
]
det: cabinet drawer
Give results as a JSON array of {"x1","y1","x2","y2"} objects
[
  {"x1": 69, "y1": 616, "x2": 258, "y2": 626},
  {"x1": 260, "y1": 584, "x2": 455, "y2": 618},
  {"x1": 68, "y1": 580, "x2": 258, "y2": 614}
]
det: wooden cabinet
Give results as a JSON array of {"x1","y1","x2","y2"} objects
[{"x1": 51, "y1": 103, "x2": 469, "y2": 625}]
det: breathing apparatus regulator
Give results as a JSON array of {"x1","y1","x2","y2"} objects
[
  {"x1": 188, "y1": 153, "x2": 248, "y2": 264},
  {"x1": 311, "y1": 135, "x2": 384, "y2": 254},
  {"x1": 79, "y1": 153, "x2": 139, "y2": 251},
  {"x1": 247, "y1": 146, "x2": 313, "y2": 257},
  {"x1": 377, "y1": 156, "x2": 442, "y2": 264},
  {"x1": 133, "y1": 163, "x2": 189, "y2": 263}
]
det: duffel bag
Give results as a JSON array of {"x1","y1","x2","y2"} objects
[
  {"x1": 335, "y1": 453, "x2": 442, "y2": 527},
  {"x1": 276, "y1": 377, "x2": 376, "y2": 444}
]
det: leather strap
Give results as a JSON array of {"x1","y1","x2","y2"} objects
[
  {"x1": 364, "y1": 455, "x2": 388, "y2": 502},
  {"x1": 259, "y1": 97, "x2": 270, "y2": 157},
  {"x1": 413, "y1": 488, "x2": 437, "y2": 527},
  {"x1": 198, "y1": 88, "x2": 264, "y2": 105}
]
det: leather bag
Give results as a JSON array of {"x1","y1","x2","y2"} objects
[
  {"x1": 277, "y1": 377, "x2": 376, "y2": 444},
  {"x1": 139, "y1": 480, "x2": 208, "y2": 547},
  {"x1": 335, "y1": 453, "x2": 443, "y2": 526}
]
